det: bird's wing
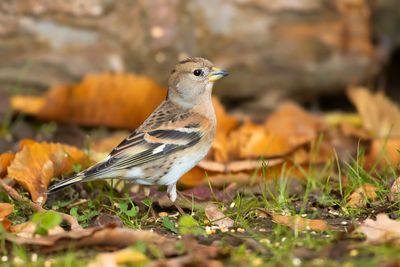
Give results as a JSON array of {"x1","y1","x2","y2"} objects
[{"x1": 82, "y1": 103, "x2": 209, "y2": 179}]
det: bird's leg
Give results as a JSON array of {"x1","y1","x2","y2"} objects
[
  {"x1": 167, "y1": 183, "x2": 185, "y2": 214},
  {"x1": 167, "y1": 183, "x2": 177, "y2": 202}
]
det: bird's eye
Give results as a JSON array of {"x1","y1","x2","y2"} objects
[{"x1": 193, "y1": 69, "x2": 203, "y2": 76}]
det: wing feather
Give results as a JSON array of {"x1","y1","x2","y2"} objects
[{"x1": 83, "y1": 127, "x2": 202, "y2": 178}]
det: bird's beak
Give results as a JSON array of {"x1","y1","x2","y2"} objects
[{"x1": 208, "y1": 67, "x2": 228, "y2": 82}]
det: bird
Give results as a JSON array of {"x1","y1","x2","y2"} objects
[{"x1": 47, "y1": 57, "x2": 228, "y2": 204}]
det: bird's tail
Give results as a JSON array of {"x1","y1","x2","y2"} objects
[{"x1": 47, "y1": 174, "x2": 85, "y2": 193}]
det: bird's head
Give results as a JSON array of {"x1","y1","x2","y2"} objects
[{"x1": 168, "y1": 57, "x2": 228, "y2": 107}]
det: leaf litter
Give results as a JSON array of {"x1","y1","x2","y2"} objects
[{"x1": 1, "y1": 74, "x2": 400, "y2": 265}]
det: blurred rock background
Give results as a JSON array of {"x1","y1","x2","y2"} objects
[{"x1": 0, "y1": 0, "x2": 399, "y2": 114}]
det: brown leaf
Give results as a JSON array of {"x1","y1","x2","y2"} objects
[
  {"x1": 347, "y1": 184, "x2": 377, "y2": 208},
  {"x1": 11, "y1": 73, "x2": 167, "y2": 129},
  {"x1": 7, "y1": 141, "x2": 90, "y2": 204},
  {"x1": 89, "y1": 248, "x2": 148, "y2": 267},
  {"x1": 205, "y1": 203, "x2": 234, "y2": 228},
  {"x1": 347, "y1": 87, "x2": 400, "y2": 138},
  {"x1": 264, "y1": 102, "x2": 326, "y2": 147},
  {"x1": 10, "y1": 221, "x2": 64, "y2": 238},
  {"x1": 357, "y1": 213, "x2": 400, "y2": 245},
  {"x1": 0, "y1": 153, "x2": 14, "y2": 177},
  {"x1": 0, "y1": 203, "x2": 13, "y2": 231},
  {"x1": 389, "y1": 176, "x2": 400, "y2": 202},
  {"x1": 364, "y1": 139, "x2": 400, "y2": 169},
  {"x1": 0, "y1": 203, "x2": 13, "y2": 219},
  {"x1": 91, "y1": 131, "x2": 130, "y2": 154},
  {"x1": 212, "y1": 97, "x2": 238, "y2": 136},
  {"x1": 272, "y1": 214, "x2": 329, "y2": 231},
  {"x1": 229, "y1": 120, "x2": 294, "y2": 159},
  {"x1": 6, "y1": 225, "x2": 178, "y2": 254}
]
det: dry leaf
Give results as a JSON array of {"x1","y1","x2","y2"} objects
[
  {"x1": 357, "y1": 213, "x2": 400, "y2": 245},
  {"x1": 0, "y1": 203, "x2": 13, "y2": 219},
  {"x1": 230, "y1": 121, "x2": 294, "y2": 159},
  {"x1": 212, "y1": 97, "x2": 238, "y2": 135},
  {"x1": 0, "y1": 153, "x2": 14, "y2": 177},
  {"x1": 6, "y1": 225, "x2": 181, "y2": 254},
  {"x1": 10, "y1": 221, "x2": 64, "y2": 238},
  {"x1": 272, "y1": 214, "x2": 329, "y2": 231},
  {"x1": 347, "y1": 87, "x2": 400, "y2": 138},
  {"x1": 364, "y1": 139, "x2": 400, "y2": 169},
  {"x1": 89, "y1": 248, "x2": 148, "y2": 267},
  {"x1": 7, "y1": 141, "x2": 90, "y2": 204},
  {"x1": 91, "y1": 131, "x2": 130, "y2": 154},
  {"x1": 0, "y1": 203, "x2": 13, "y2": 231},
  {"x1": 11, "y1": 73, "x2": 167, "y2": 129},
  {"x1": 347, "y1": 184, "x2": 377, "y2": 208},
  {"x1": 389, "y1": 176, "x2": 400, "y2": 202},
  {"x1": 264, "y1": 102, "x2": 326, "y2": 147},
  {"x1": 205, "y1": 203, "x2": 234, "y2": 228}
]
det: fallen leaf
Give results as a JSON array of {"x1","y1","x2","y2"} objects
[
  {"x1": 209, "y1": 132, "x2": 230, "y2": 162},
  {"x1": 338, "y1": 122, "x2": 370, "y2": 140},
  {"x1": 89, "y1": 248, "x2": 148, "y2": 267},
  {"x1": 212, "y1": 97, "x2": 238, "y2": 136},
  {"x1": 6, "y1": 225, "x2": 181, "y2": 255},
  {"x1": 347, "y1": 87, "x2": 400, "y2": 138},
  {"x1": 11, "y1": 73, "x2": 167, "y2": 129},
  {"x1": 90, "y1": 237, "x2": 222, "y2": 267},
  {"x1": 0, "y1": 203, "x2": 13, "y2": 231},
  {"x1": 205, "y1": 203, "x2": 234, "y2": 228},
  {"x1": 389, "y1": 176, "x2": 400, "y2": 202},
  {"x1": 0, "y1": 203, "x2": 13, "y2": 219},
  {"x1": 10, "y1": 221, "x2": 64, "y2": 238},
  {"x1": 0, "y1": 153, "x2": 14, "y2": 177},
  {"x1": 364, "y1": 139, "x2": 400, "y2": 169},
  {"x1": 181, "y1": 183, "x2": 237, "y2": 202},
  {"x1": 229, "y1": 120, "x2": 294, "y2": 159},
  {"x1": 264, "y1": 102, "x2": 326, "y2": 147},
  {"x1": 347, "y1": 184, "x2": 377, "y2": 208},
  {"x1": 357, "y1": 213, "x2": 400, "y2": 244},
  {"x1": 272, "y1": 214, "x2": 329, "y2": 231},
  {"x1": 7, "y1": 141, "x2": 90, "y2": 204},
  {"x1": 148, "y1": 255, "x2": 223, "y2": 267}
]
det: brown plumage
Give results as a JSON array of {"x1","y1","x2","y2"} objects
[{"x1": 47, "y1": 57, "x2": 228, "y2": 202}]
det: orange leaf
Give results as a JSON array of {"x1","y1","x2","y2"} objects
[
  {"x1": 364, "y1": 139, "x2": 400, "y2": 169},
  {"x1": 11, "y1": 73, "x2": 167, "y2": 129},
  {"x1": 212, "y1": 97, "x2": 238, "y2": 135},
  {"x1": 0, "y1": 203, "x2": 13, "y2": 219},
  {"x1": 7, "y1": 141, "x2": 90, "y2": 204},
  {"x1": 229, "y1": 120, "x2": 293, "y2": 159},
  {"x1": 347, "y1": 87, "x2": 400, "y2": 138},
  {"x1": 272, "y1": 214, "x2": 329, "y2": 231},
  {"x1": 389, "y1": 176, "x2": 400, "y2": 202},
  {"x1": 0, "y1": 153, "x2": 14, "y2": 177},
  {"x1": 264, "y1": 102, "x2": 326, "y2": 147},
  {"x1": 347, "y1": 184, "x2": 377, "y2": 208},
  {"x1": 0, "y1": 203, "x2": 13, "y2": 231}
]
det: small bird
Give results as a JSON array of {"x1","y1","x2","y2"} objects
[{"x1": 47, "y1": 57, "x2": 228, "y2": 203}]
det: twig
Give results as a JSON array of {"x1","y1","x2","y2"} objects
[{"x1": 0, "y1": 179, "x2": 82, "y2": 230}]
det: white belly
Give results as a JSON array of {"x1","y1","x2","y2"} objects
[{"x1": 158, "y1": 144, "x2": 211, "y2": 185}]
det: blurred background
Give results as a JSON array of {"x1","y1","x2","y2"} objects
[{"x1": 0, "y1": 0, "x2": 399, "y2": 115}]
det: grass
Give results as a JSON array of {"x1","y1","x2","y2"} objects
[{"x1": 1, "y1": 120, "x2": 400, "y2": 266}]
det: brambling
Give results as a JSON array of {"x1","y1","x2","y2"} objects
[{"x1": 48, "y1": 57, "x2": 228, "y2": 203}]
